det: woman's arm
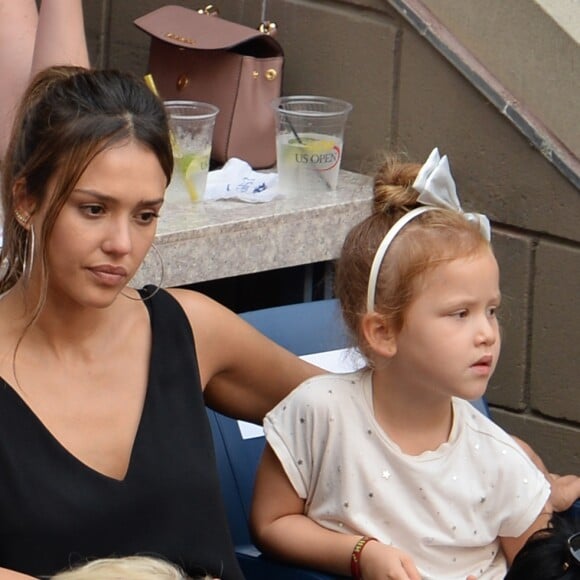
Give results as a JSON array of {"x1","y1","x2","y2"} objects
[
  {"x1": 250, "y1": 445, "x2": 421, "y2": 580},
  {"x1": 30, "y1": 0, "x2": 89, "y2": 76},
  {"x1": 0, "y1": 0, "x2": 38, "y2": 157},
  {"x1": 170, "y1": 289, "x2": 323, "y2": 422},
  {"x1": 0, "y1": 0, "x2": 90, "y2": 159}
]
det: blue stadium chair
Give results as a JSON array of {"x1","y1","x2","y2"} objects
[
  {"x1": 207, "y1": 299, "x2": 576, "y2": 579},
  {"x1": 566, "y1": 499, "x2": 580, "y2": 522}
]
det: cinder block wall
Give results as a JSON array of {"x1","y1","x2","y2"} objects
[
  {"x1": 419, "y1": 0, "x2": 580, "y2": 159},
  {"x1": 84, "y1": 0, "x2": 579, "y2": 474}
]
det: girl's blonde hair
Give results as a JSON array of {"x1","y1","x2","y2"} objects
[{"x1": 51, "y1": 555, "x2": 215, "y2": 580}]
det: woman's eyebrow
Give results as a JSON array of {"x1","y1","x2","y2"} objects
[
  {"x1": 72, "y1": 188, "x2": 115, "y2": 201},
  {"x1": 72, "y1": 188, "x2": 164, "y2": 206}
]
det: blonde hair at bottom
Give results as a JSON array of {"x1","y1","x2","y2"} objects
[{"x1": 50, "y1": 555, "x2": 217, "y2": 580}]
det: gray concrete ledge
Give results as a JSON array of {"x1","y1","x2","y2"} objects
[{"x1": 132, "y1": 170, "x2": 373, "y2": 287}]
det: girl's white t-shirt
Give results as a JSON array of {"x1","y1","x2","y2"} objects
[{"x1": 264, "y1": 370, "x2": 551, "y2": 580}]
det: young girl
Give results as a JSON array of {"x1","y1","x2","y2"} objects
[{"x1": 251, "y1": 149, "x2": 553, "y2": 580}]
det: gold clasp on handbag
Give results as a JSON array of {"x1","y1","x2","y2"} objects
[
  {"x1": 259, "y1": 21, "x2": 277, "y2": 35},
  {"x1": 197, "y1": 4, "x2": 219, "y2": 16}
]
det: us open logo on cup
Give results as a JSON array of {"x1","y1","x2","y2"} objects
[
  {"x1": 295, "y1": 142, "x2": 341, "y2": 172},
  {"x1": 276, "y1": 132, "x2": 344, "y2": 193}
]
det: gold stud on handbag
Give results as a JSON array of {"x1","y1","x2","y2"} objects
[
  {"x1": 134, "y1": 4, "x2": 284, "y2": 169},
  {"x1": 196, "y1": 4, "x2": 219, "y2": 16}
]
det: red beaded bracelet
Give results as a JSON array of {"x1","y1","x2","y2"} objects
[{"x1": 350, "y1": 535, "x2": 377, "y2": 579}]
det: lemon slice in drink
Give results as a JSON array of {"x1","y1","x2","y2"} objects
[
  {"x1": 289, "y1": 136, "x2": 335, "y2": 152},
  {"x1": 179, "y1": 153, "x2": 208, "y2": 201},
  {"x1": 171, "y1": 136, "x2": 183, "y2": 159}
]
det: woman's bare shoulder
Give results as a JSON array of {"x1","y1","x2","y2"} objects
[{"x1": 164, "y1": 287, "x2": 234, "y2": 324}]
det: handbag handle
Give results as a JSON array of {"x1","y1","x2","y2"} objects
[
  {"x1": 196, "y1": 3, "x2": 278, "y2": 35},
  {"x1": 259, "y1": 0, "x2": 277, "y2": 35}
]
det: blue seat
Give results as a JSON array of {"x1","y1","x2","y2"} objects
[
  {"x1": 566, "y1": 499, "x2": 580, "y2": 522},
  {"x1": 207, "y1": 299, "x2": 574, "y2": 579}
]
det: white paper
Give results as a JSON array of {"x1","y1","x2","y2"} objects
[
  {"x1": 204, "y1": 158, "x2": 281, "y2": 203},
  {"x1": 300, "y1": 347, "x2": 365, "y2": 374},
  {"x1": 237, "y1": 421, "x2": 267, "y2": 440}
]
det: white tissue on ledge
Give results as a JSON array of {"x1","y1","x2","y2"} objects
[{"x1": 204, "y1": 158, "x2": 281, "y2": 203}]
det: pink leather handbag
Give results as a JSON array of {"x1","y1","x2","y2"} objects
[{"x1": 134, "y1": 4, "x2": 283, "y2": 169}]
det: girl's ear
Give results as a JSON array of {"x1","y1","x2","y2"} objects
[{"x1": 361, "y1": 311, "x2": 397, "y2": 359}]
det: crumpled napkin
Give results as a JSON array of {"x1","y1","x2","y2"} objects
[{"x1": 204, "y1": 158, "x2": 280, "y2": 203}]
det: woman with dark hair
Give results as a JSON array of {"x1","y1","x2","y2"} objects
[{"x1": 0, "y1": 65, "x2": 319, "y2": 579}]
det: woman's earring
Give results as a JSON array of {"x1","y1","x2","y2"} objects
[
  {"x1": 121, "y1": 243, "x2": 165, "y2": 301},
  {"x1": 21, "y1": 225, "x2": 35, "y2": 282},
  {"x1": 14, "y1": 209, "x2": 29, "y2": 226}
]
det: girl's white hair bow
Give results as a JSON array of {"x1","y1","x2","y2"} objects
[
  {"x1": 366, "y1": 147, "x2": 491, "y2": 312},
  {"x1": 413, "y1": 148, "x2": 491, "y2": 240}
]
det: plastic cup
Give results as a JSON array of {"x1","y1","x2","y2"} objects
[
  {"x1": 164, "y1": 100, "x2": 219, "y2": 202},
  {"x1": 272, "y1": 96, "x2": 353, "y2": 195}
]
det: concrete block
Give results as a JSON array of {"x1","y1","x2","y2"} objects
[
  {"x1": 486, "y1": 231, "x2": 532, "y2": 409},
  {"x1": 397, "y1": 28, "x2": 580, "y2": 242},
  {"x1": 422, "y1": 0, "x2": 580, "y2": 158},
  {"x1": 82, "y1": 0, "x2": 104, "y2": 67},
  {"x1": 493, "y1": 408, "x2": 580, "y2": 475},
  {"x1": 530, "y1": 241, "x2": 580, "y2": 422}
]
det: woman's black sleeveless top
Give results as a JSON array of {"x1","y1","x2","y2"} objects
[{"x1": 0, "y1": 287, "x2": 243, "y2": 579}]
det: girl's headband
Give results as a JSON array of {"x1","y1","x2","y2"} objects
[{"x1": 366, "y1": 147, "x2": 491, "y2": 313}]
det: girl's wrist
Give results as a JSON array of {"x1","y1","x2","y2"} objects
[{"x1": 350, "y1": 535, "x2": 377, "y2": 579}]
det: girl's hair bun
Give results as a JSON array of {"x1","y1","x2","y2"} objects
[{"x1": 372, "y1": 154, "x2": 422, "y2": 216}]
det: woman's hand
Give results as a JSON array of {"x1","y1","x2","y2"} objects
[
  {"x1": 548, "y1": 473, "x2": 580, "y2": 512},
  {"x1": 511, "y1": 435, "x2": 580, "y2": 513},
  {"x1": 359, "y1": 540, "x2": 421, "y2": 580}
]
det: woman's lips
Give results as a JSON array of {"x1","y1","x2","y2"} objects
[{"x1": 88, "y1": 265, "x2": 128, "y2": 285}]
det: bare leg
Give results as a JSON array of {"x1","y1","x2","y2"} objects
[
  {"x1": 0, "y1": 0, "x2": 38, "y2": 158},
  {"x1": 0, "y1": 0, "x2": 89, "y2": 160},
  {"x1": 31, "y1": 0, "x2": 89, "y2": 75}
]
